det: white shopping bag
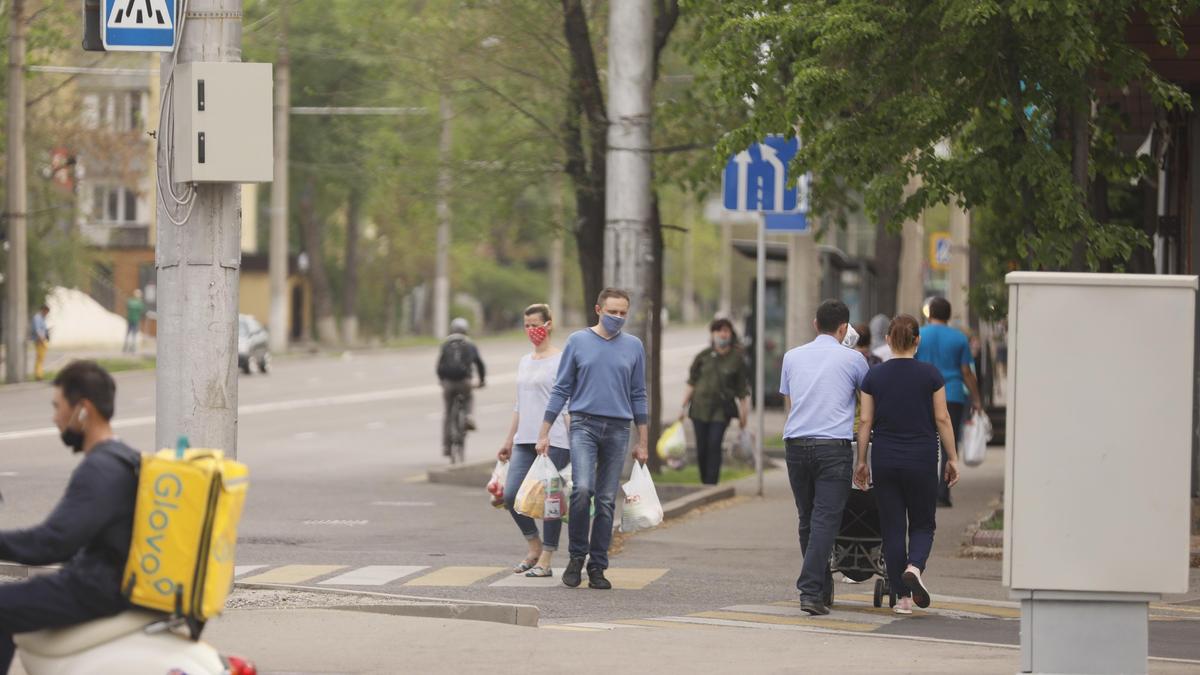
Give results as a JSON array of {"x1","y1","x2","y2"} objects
[
  {"x1": 514, "y1": 454, "x2": 566, "y2": 520},
  {"x1": 621, "y1": 462, "x2": 664, "y2": 533},
  {"x1": 961, "y1": 411, "x2": 993, "y2": 467},
  {"x1": 486, "y1": 459, "x2": 508, "y2": 509}
]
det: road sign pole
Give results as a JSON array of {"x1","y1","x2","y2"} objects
[
  {"x1": 268, "y1": 0, "x2": 289, "y2": 354},
  {"x1": 154, "y1": 0, "x2": 244, "y2": 457},
  {"x1": 755, "y1": 213, "x2": 766, "y2": 497}
]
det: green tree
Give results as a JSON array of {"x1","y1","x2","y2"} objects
[{"x1": 689, "y1": 0, "x2": 1199, "y2": 317}]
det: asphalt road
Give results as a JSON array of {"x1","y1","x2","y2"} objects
[{"x1": 3, "y1": 327, "x2": 1198, "y2": 666}]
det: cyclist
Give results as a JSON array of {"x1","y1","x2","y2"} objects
[{"x1": 437, "y1": 317, "x2": 487, "y2": 458}]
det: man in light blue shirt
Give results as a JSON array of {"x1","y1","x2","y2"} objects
[{"x1": 779, "y1": 299, "x2": 868, "y2": 615}]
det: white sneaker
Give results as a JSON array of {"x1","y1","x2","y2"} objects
[
  {"x1": 893, "y1": 596, "x2": 913, "y2": 615},
  {"x1": 903, "y1": 565, "x2": 931, "y2": 608}
]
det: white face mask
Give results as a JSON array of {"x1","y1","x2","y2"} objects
[{"x1": 841, "y1": 324, "x2": 860, "y2": 349}]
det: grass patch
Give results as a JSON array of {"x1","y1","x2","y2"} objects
[
  {"x1": 980, "y1": 510, "x2": 1004, "y2": 531},
  {"x1": 766, "y1": 433, "x2": 785, "y2": 448},
  {"x1": 44, "y1": 356, "x2": 155, "y2": 381},
  {"x1": 656, "y1": 464, "x2": 756, "y2": 484}
]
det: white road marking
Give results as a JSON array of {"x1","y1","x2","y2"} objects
[
  {"x1": 0, "y1": 472, "x2": 18, "y2": 477},
  {"x1": 371, "y1": 501, "x2": 434, "y2": 507},
  {"x1": 317, "y1": 565, "x2": 428, "y2": 586},
  {"x1": 302, "y1": 519, "x2": 369, "y2": 527},
  {"x1": 234, "y1": 565, "x2": 267, "y2": 577},
  {"x1": 293, "y1": 432, "x2": 316, "y2": 441},
  {"x1": 0, "y1": 342, "x2": 706, "y2": 444}
]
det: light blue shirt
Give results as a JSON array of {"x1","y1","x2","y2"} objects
[
  {"x1": 31, "y1": 313, "x2": 48, "y2": 341},
  {"x1": 779, "y1": 334, "x2": 869, "y2": 440}
]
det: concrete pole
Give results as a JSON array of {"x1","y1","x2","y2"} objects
[
  {"x1": 786, "y1": 231, "x2": 819, "y2": 349},
  {"x1": 549, "y1": 175, "x2": 565, "y2": 316},
  {"x1": 433, "y1": 90, "x2": 452, "y2": 339},
  {"x1": 896, "y1": 212, "x2": 926, "y2": 318},
  {"x1": 948, "y1": 202, "x2": 971, "y2": 323},
  {"x1": 604, "y1": 0, "x2": 653, "y2": 325},
  {"x1": 268, "y1": 0, "x2": 289, "y2": 353},
  {"x1": 155, "y1": 0, "x2": 244, "y2": 457},
  {"x1": 4, "y1": 0, "x2": 28, "y2": 384},
  {"x1": 719, "y1": 221, "x2": 733, "y2": 318},
  {"x1": 754, "y1": 215, "x2": 765, "y2": 497}
]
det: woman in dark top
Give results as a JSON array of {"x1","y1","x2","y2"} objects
[
  {"x1": 853, "y1": 314, "x2": 961, "y2": 614},
  {"x1": 679, "y1": 318, "x2": 751, "y2": 484}
]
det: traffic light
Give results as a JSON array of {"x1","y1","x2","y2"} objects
[{"x1": 83, "y1": 0, "x2": 106, "y2": 52}]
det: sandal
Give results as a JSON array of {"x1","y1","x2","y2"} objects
[
  {"x1": 512, "y1": 558, "x2": 538, "y2": 574},
  {"x1": 525, "y1": 565, "x2": 553, "y2": 578}
]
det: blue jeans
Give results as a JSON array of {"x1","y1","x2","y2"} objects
[
  {"x1": 567, "y1": 414, "x2": 630, "y2": 570},
  {"x1": 504, "y1": 444, "x2": 571, "y2": 550},
  {"x1": 785, "y1": 440, "x2": 853, "y2": 602}
]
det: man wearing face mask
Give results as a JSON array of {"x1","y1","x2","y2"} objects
[
  {"x1": 0, "y1": 361, "x2": 140, "y2": 673},
  {"x1": 779, "y1": 300, "x2": 869, "y2": 616},
  {"x1": 538, "y1": 288, "x2": 648, "y2": 590}
]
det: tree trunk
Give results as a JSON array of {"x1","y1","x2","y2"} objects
[
  {"x1": 646, "y1": 193, "x2": 665, "y2": 473},
  {"x1": 873, "y1": 218, "x2": 901, "y2": 317},
  {"x1": 342, "y1": 188, "x2": 362, "y2": 346},
  {"x1": 300, "y1": 180, "x2": 338, "y2": 346}
]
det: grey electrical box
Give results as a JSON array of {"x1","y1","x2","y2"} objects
[{"x1": 172, "y1": 62, "x2": 274, "y2": 183}]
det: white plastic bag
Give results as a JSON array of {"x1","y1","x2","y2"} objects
[
  {"x1": 961, "y1": 411, "x2": 993, "y2": 467},
  {"x1": 514, "y1": 454, "x2": 566, "y2": 520},
  {"x1": 621, "y1": 462, "x2": 664, "y2": 533},
  {"x1": 656, "y1": 421, "x2": 686, "y2": 461},
  {"x1": 486, "y1": 459, "x2": 508, "y2": 509},
  {"x1": 732, "y1": 428, "x2": 755, "y2": 463}
]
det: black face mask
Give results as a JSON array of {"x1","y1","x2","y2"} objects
[
  {"x1": 60, "y1": 407, "x2": 85, "y2": 454},
  {"x1": 60, "y1": 428, "x2": 85, "y2": 454}
]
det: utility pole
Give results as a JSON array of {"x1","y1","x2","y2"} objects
[
  {"x1": 433, "y1": 90, "x2": 452, "y2": 339},
  {"x1": 604, "y1": 0, "x2": 653, "y2": 327},
  {"x1": 155, "y1": 0, "x2": 245, "y2": 457},
  {"x1": 549, "y1": 173, "x2": 565, "y2": 316},
  {"x1": 268, "y1": 0, "x2": 289, "y2": 354},
  {"x1": 4, "y1": 0, "x2": 28, "y2": 384}
]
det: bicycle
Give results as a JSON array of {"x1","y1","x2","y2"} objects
[{"x1": 444, "y1": 382, "x2": 482, "y2": 465}]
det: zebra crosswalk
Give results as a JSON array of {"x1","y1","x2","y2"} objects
[{"x1": 233, "y1": 563, "x2": 669, "y2": 590}]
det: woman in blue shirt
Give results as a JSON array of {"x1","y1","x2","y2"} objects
[{"x1": 853, "y1": 314, "x2": 961, "y2": 614}]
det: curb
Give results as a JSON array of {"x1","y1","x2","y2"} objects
[
  {"x1": 661, "y1": 483, "x2": 736, "y2": 520},
  {"x1": 233, "y1": 582, "x2": 539, "y2": 627}
]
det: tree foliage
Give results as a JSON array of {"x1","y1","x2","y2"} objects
[{"x1": 689, "y1": 0, "x2": 1200, "y2": 316}]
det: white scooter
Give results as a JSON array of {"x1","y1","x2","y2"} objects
[{"x1": 14, "y1": 610, "x2": 256, "y2": 675}]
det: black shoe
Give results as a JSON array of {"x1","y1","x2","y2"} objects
[
  {"x1": 800, "y1": 598, "x2": 830, "y2": 616},
  {"x1": 465, "y1": 418, "x2": 477, "y2": 431},
  {"x1": 562, "y1": 558, "x2": 585, "y2": 588},
  {"x1": 587, "y1": 566, "x2": 612, "y2": 590},
  {"x1": 937, "y1": 498, "x2": 953, "y2": 508}
]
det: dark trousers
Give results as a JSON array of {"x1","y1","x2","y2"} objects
[
  {"x1": 871, "y1": 463, "x2": 938, "y2": 598},
  {"x1": 0, "y1": 572, "x2": 125, "y2": 672},
  {"x1": 691, "y1": 418, "x2": 729, "y2": 485},
  {"x1": 440, "y1": 379, "x2": 474, "y2": 454},
  {"x1": 941, "y1": 402, "x2": 965, "y2": 503},
  {"x1": 784, "y1": 441, "x2": 853, "y2": 602}
]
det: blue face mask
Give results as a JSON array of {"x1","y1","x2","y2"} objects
[{"x1": 600, "y1": 313, "x2": 626, "y2": 335}]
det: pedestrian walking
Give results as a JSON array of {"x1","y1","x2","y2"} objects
[
  {"x1": 853, "y1": 314, "x2": 961, "y2": 614},
  {"x1": 915, "y1": 297, "x2": 982, "y2": 507},
  {"x1": 498, "y1": 304, "x2": 571, "y2": 578},
  {"x1": 779, "y1": 299, "x2": 869, "y2": 615},
  {"x1": 678, "y1": 318, "x2": 750, "y2": 485},
  {"x1": 436, "y1": 317, "x2": 487, "y2": 459},
  {"x1": 124, "y1": 290, "x2": 145, "y2": 354},
  {"x1": 853, "y1": 322, "x2": 883, "y2": 368},
  {"x1": 869, "y1": 314, "x2": 892, "y2": 362},
  {"x1": 539, "y1": 288, "x2": 649, "y2": 590},
  {"x1": 30, "y1": 305, "x2": 50, "y2": 381}
]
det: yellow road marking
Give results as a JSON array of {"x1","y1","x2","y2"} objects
[
  {"x1": 691, "y1": 610, "x2": 878, "y2": 632},
  {"x1": 611, "y1": 618, "x2": 712, "y2": 629},
  {"x1": 775, "y1": 595, "x2": 1020, "y2": 619},
  {"x1": 542, "y1": 625, "x2": 603, "y2": 632},
  {"x1": 1151, "y1": 603, "x2": 1200, "y2": 615},
  {"x1": 604, "y1": 568, "x2": 669, "y2": 590},
  {"x1": 403, "y1": 566, "x2": 506, "y2": 587},
  {"x1": 238, "y1": 565, "x2": 346, "y2": 585}
]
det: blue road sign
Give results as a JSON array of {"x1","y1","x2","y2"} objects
[
  {"x1": 102, "y1": 0, "x2": 176, "y2": 52},
  {"x1": 764, "y1": 212, "x2": 809, "y2": 232},
  {"x1": 722, "y1": 136, "x2": 808, "y2": 214}
]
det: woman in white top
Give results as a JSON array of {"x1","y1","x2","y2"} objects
[{"x1": 498, "y1": 304, "x2": 570, "y2": 578}]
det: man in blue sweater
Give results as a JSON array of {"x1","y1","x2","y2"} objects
[{"x1": 538, "y1": 288, "x2": 648, "y2": 590}]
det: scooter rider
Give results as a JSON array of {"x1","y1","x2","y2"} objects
[{"x1": 0, "y1": 361, "x2": 140, "y2": 674}]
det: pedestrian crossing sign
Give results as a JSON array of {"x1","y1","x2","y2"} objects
[{"x1": 102, "y1": 0, "x2": 176, "y2": 52}]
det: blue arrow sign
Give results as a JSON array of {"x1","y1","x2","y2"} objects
[
  {"x1": 102, "y1": 0, "x2": 176, "y2": 52},
  {"x1": 722, "y1": 136, "x2": 808, "y2": 214}
]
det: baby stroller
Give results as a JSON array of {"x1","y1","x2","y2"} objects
[{"x1": 826, "y1": 487, "x2": 896, "y2": 608}]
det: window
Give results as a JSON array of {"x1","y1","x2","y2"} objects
[
  {"x1": 80, "y1": 90, "x2": 147, "y2": 132},
  {"x1": 92, "y1": 185, "x2": 140, "y2": 223}
]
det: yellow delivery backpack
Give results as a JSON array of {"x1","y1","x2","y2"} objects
[{"x1": 122, "y1": 448, "x2": 249, "y2": 625}]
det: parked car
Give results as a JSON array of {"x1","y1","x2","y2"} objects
[{"x1": 238, "y1": 314, "x2": 270, "y2": 375}]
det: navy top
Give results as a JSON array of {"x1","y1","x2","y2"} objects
[{"x1": 861, "y1": 358, "x2": 945, "y2": 468}]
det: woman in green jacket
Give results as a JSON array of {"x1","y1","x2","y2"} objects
[{"x1": 679, "y1": 318, "x2": 751, "y2": 484}]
